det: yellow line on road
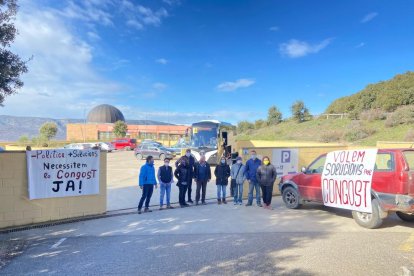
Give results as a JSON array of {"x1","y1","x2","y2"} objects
[{"x1": 399, "y1": 231, "x2": 414, "y2": 252}]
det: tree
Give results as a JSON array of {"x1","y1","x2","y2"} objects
[
  {"x1": 267, "y1": 105, "x2": 282, "y2": 125},
  {"x1": 39, "y1": 122, "x2": 58, "y2": 140},
  {"x1": 113, "y1": 120, "x2": 128, "y2": 137},
  {"x1": 0, "y1": 0, "x2": 29, "y2": 105},
  {"x1": 291, "y1": 100, "x2": 310, "y2": 122},
  {"x1": 237, "y1": 120, "x2": 254, "y2": 133},
  {"x1": 254, "y1": 119, "x2": 266, "y2": 129}
]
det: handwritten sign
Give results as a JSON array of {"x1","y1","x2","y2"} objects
[
  {"x1": 321, "y1": 149, "x2": 377, "y2": 213},
  {"x1": 26, "y1": 149, "x2": 100, "y2": 199}
]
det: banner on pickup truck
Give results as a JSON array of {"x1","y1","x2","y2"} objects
[
  {"x1": 26, "y1": 149, "x2": 100, "y2": 200},
  {"x1": 321, "y1": 149, "x2": 377, "y2": 213}
]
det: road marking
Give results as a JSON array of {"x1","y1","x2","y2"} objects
[{"x1": 51, "y1": 238, "x2": 67, "y2": 249}]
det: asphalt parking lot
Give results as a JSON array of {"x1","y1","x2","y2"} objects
[
  {"x1": 107, "y1": 150, "x2": 224, "y2": 211},
  {"x1": 0, "y1": 150, "x2": 413, "y2": 275}
]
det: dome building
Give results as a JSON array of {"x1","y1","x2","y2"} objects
[
  {"x1": 66, "y1": 104, "x2": 188, "y2": 144},
  {"x1": 86, "y1": 104, "x2": 125, "y2": 124}
]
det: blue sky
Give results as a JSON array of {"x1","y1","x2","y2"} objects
[{"x1": 2, "y1": 0, "x2": 414, "y2": 124}]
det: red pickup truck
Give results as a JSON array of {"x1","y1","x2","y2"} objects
[{"x1": 279, "y1": 149, "x2": 414, "y2": 229}]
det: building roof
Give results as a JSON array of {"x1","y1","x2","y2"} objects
[{"x1": 87, "y1": 104, "x2": 125, "y2": 123}]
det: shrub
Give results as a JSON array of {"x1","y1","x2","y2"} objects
[
  {"x1": 267, "y1": 106, "x2": 282, "y2": 125},
  {"x1": 343, "y1": 122, "x2": 376, "y2": 142},
  {"x1": 404, "y1": 130, "x2": 414, "y2": 142},
  {"x1": 18, "y1": 135, "x2": 30, "y2": 145},
  {"x1": 254, "y1": 119, "x2": 267, "y2": 129},
  {"x1": 385, "y1": 105, "x2": 414, "y2": 127},
  {"x1": 237, "y1": 121, "x2": 254, "y2": 133},
  {"x1": 359, "y1": 109, "x2": 386, "y2": 122},
  {"x1": 319, "y1": 131, "x2": 343, "y2": 143},
  {"x1": 291, "y1": 100, "x2": 310, "y2": 122}
]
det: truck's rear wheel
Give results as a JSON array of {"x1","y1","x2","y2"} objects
[
  {"x1": 352, "y1": 199, "x2": 383, "y2": 229},
  {"x1": 396, "y1": 212, "x2": 414, "y2": 222}
]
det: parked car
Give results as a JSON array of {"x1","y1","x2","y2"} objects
[
  {"x1": 279, "y1": 149, "x2": 414, "y2": 229},
  {"x1": 139, "y1": 139, "x2": 163, "y2": 147},
  {"x1": 63, "y1": 143, "x2": 92, "y2": 150},
  {"x1": 86, "y1": 142, "x2": 115, "y2": 152},
  {"x1": 166, "y1": 142, "x2": 188, "y2": 156},
  {"x1": 134, "y1": 144, "x2": 175, "y2": 161},
  {"x1": 111, "y1": 138, "x2": 137, "y2": 151}
]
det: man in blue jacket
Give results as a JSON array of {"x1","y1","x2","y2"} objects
[
  {"x1": 138, "y1": 156, "x2": 158, "y2": 214},
  {"x1": 244, "y1": 150, "x2": 262, "y2": 207}
]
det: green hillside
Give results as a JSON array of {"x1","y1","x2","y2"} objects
[
  {"x1": 237, "y1": 72, "x2": 414, "y2": 145},
  {"x1": 236, "y1": 117, "x2": 414, "y2": 146},
  {"x1": 326, "y1": 71, "x2": 414, "y2": 115}
]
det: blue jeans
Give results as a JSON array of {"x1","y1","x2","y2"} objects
[
  {"x1": 233, "y1": 184, "x2": 243, "y2": 203},
  {"x1": 248, "y1": 180, "x2": 261, "y2": 204},
  {"x1": 160, "y1": 183, "x2": 171, "y2": 206},
  {"x1": 217, "y1": 185, "x2": 226, "y2": 199}
]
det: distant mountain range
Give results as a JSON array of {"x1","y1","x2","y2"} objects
[{"x1": 0, "y1": 115, "x2": 173, "y2": 142}]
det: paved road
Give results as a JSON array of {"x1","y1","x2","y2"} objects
[
  {"x1": 1, "y1": 197, "x2": 413, "y2": 275},
  {"x1": 107, "y1": 151, "x2": 227, "y2": 211}
]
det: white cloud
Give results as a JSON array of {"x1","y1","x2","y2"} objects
[
  {"x1": 163, "y1": 0, "x2": 181, "y2": 6},
  {"x1": 87, "y1": 31, "x2": 101, "y2": 41},
  {"x1": 2, "y1": 3, "x2": 121, "y2": 119},
  {"x1": 60, "y1": 0, "x2": 114, "y2": 26},
  {"x1": 355, "y1": 42, "x2": 366, "y2": 48},
  {"x1": 269, "y1": 26, "x2": 279, "y2": 31},
  {"x1": 126, "y1": 19, "x2": 144, "y2": 30},
  {"x1": 121, "y1": 1, "x2": 169, "y2": 29},
  {"x1": 216, "y1": 78, "x2": 255, "y2": 92},
  {"x1": 120, "y1": 107, "x2": 261, "y2": 124},
  {"x1": 361, "y1": 12, "x2": 378, "y2": 23},
  {"x1": 152, "y1": 82, "x2": 167, "y2": 91},
  {"x1": 279, "y1": 38, "x2": 333, "y2": 58},
  {"x1": 156, "y1": 58, "x2": 168, "y2": 64}
]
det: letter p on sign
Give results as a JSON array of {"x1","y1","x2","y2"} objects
[{"x1": 281, "y1": 150, "x2": 291, "y2": 163}]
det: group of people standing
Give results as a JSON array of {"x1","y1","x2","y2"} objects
[{"x1": 137, "y1": 149, "x2": 277, "y2": 213}]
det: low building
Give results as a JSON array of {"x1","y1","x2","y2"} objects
[{"x1": 66, "y1": 104, "x2": 189, "y2": 144}]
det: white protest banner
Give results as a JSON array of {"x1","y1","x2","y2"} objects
[
  {"x1": 272, "y1": 149, "x2": 299, "y2": 177},
  {"x1": 26, "y1": 149, "x2": 100, "y2": 199},
  {"x1": 321, "y1": 149, "x2": 377, "y2": 213}
]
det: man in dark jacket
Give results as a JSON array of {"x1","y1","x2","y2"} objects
[
  {"x1": 244, "y1": 150, "x2": 262, "y2": 207},
  {"x1": 175, "y1": 149, "x2": 196, "y2": 204},
  {"x1": 194, "y1": 155, "x2": 211, "y2": 205},
  {"x1": 214, "y1": 156, "x2": 230, "y2": 204},
  {"x1": 174, "y1": 158, "x2": 190, "y2": 207}
]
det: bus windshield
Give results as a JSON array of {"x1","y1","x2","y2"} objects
[{"x1": 191, "y1": 124, "x2": 218, "y2": 148}]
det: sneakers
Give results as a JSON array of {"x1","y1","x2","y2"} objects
[
  {"x1": 202, "y1": 201, "x2": 207, "y2": 205},
  {"x1": 239, "y1": 202, "x2": 243, "y2": 205},
  {"x1": 138, "y1": 208, "x2": 142, "y2": 214},
  {"x1": 187, "y1": 200, "x2": 194, "y2": 204},
  {"x1": 222, "y1": 199, "x2": 227, "y2": 204},
  {"x1": 233, "y1": 201, "x2": 238, "y2": 205},
  {"x1": 257, "y1": 203, "x2": 263, "y2": 207},
  {"x1": 167, "y1": 205, "x2": 174, "y2": 209},
  {"x1": 218, "y1": 199, "x2": 222, "y2": 205},
  {"x1": 245, "y1": 203, "x2": 252, "y2": 206},
  {"x1": 159, "y1": 206, "x2": 163, "y2": 210},
  {"x1": 144, "y1": 208, "x2": 152, "y2": 212}
]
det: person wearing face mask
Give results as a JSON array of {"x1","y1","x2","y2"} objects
[
  {"x1": 194, "y1": 155, "x2": 211, "y2": 205},
  {"x1": 256, "y1": 156, "x2": 277, "y2": 210},
  {"x1": 244, "y1": 150, "x2": 262, "y2": 207},
  {"x1": 214, "y1": 156, "x2": 231, "y2": 204},
  {"x1": 231, "y1": 156, "x2": 246, "y2": 205},
  {"x1": 157, "y1": 158, "x2": 174, "y2": 210},
  {"x1": 138, "y1": 156, "x2": 158, "y2": 214},
  {"x1": 175, "y1": 149, "x2": 196, "y2": 204},
  {"x1": 174, "y1": 158, "x2": 190, "y2": 207}
]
